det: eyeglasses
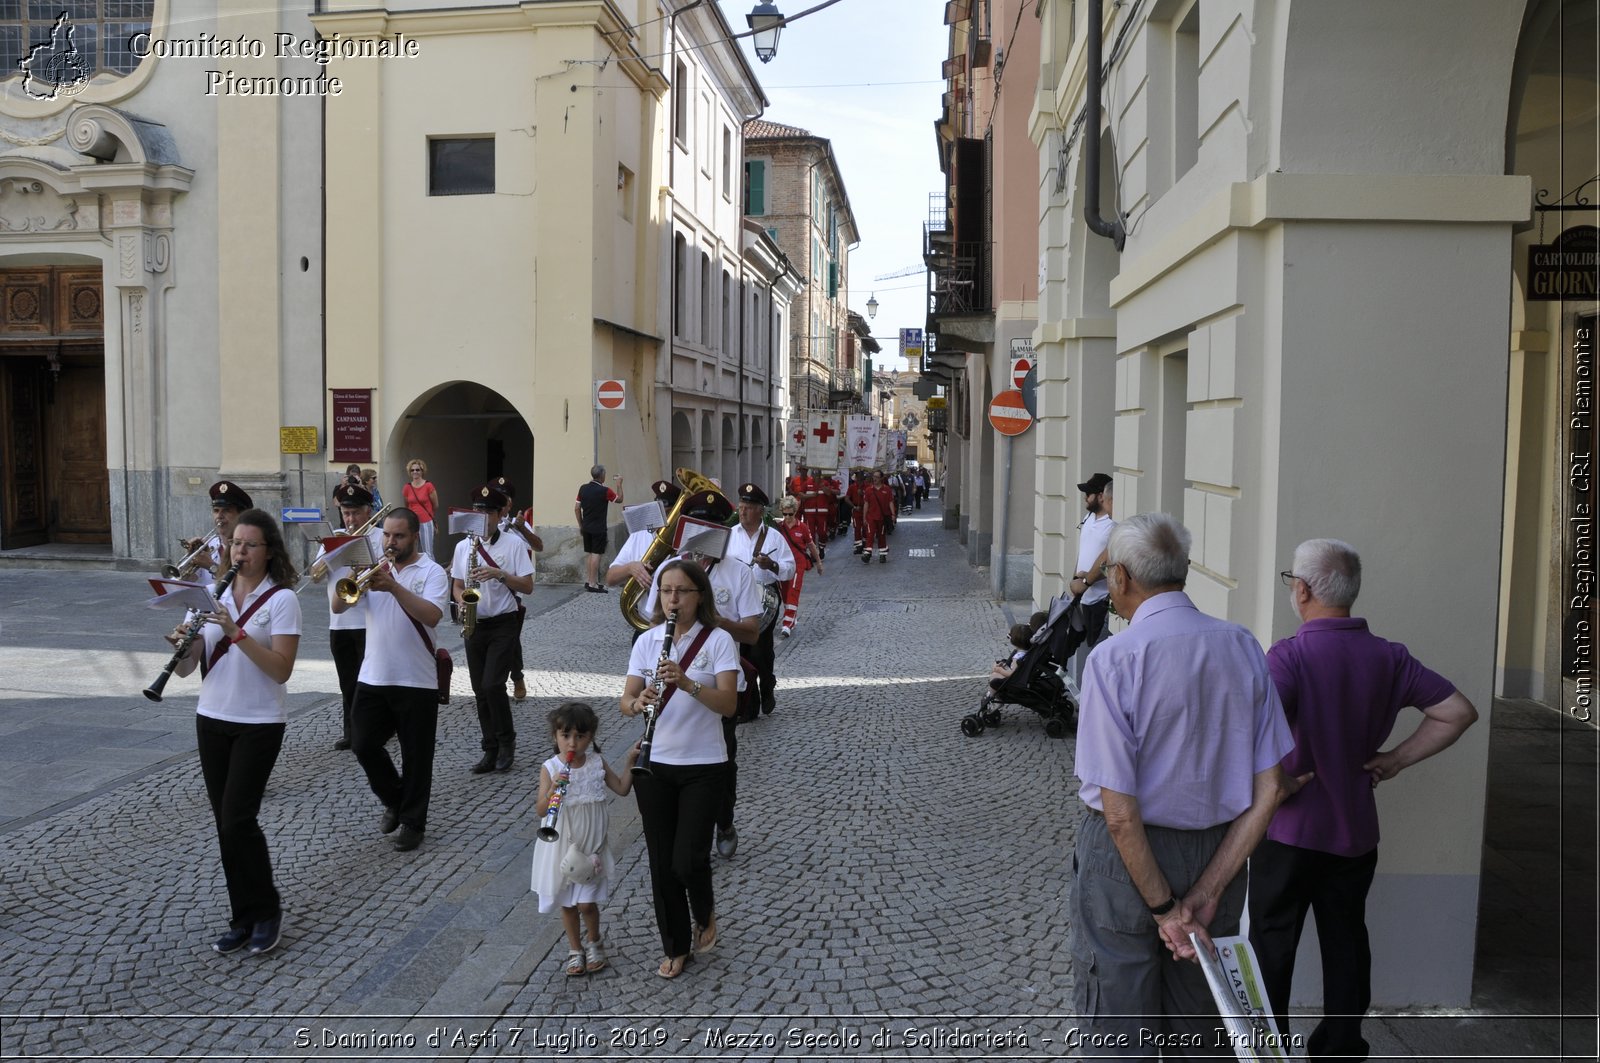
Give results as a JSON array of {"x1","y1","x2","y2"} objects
[
  {"x1": 659, "y1": 586, "x2": 699, "y2": 596},
  {"x1": 1279, "y1": 571, "x2": 1305, "y2": 587}
]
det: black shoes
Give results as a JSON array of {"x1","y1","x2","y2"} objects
[
  {"x1": 392, "y1": 825, "x2": 424, "y2": 852},
  {"x1": 760, "y1": 692, "x2": 776, "y2": 716},
  {"x1": 494, "y1": 738, "x2": 516, "y2": 773},
  {"x1": 246, "y1": 916, "x2": 281, "y2": 956},
  {"x1": 379, "y1": 807, "x2": 399, "y2": 834},
  {"x1": 471, "y1": 750, "x2": 497, "y2": 774},
  {"x1": 584, "y1": 584, "x2": 608, "y2": 593},
  {"x1": 212, "y1": 926, "x2": 251, "y2": 954},
  {"x1": 716, "y1": 825, "x2": 738, "y2": 858},
  {"x1": 333, "y1": 737, "x2": 352, "y2": 751}
]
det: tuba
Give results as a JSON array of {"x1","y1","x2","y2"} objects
[{"x1": 619, "y1": 468, "x2": 729, "y2": 632}]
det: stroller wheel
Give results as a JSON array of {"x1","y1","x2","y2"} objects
[
  {"x1": 1044, "y1": 716, "x2": 1068, "y2": 739},
  {"x1": 960, "y1": 715, "x2": 984, "y2": 738},
  {"x1": 982, "y1": 707, "x2": 1003, "y2": 727}
]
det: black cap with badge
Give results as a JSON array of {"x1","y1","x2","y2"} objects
[
  {"x1": 209, "y1": 480, "x2": 253, "y2": 510},
  {"x1": 333, "y1": 483, "x2": 373, "y2": 508},
  {"x1": 737, "y1": 483, "x2": 769, "y2": 506},
  {"x1": 473, "y1": 484, "x2": 510, "y2": 510}
]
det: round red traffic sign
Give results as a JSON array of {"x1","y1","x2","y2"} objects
[
  {"x1": 988, "y1": 388, "x2": 1033, "y2": 436},
  {"x1": 596, "y1": 379, "x2": 626, "y2": 410},
  {"x1": 1012, "y1": 356, "x2": 1033, "y2": 390}
]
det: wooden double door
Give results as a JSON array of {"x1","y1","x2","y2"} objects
[{"x1": 0, "y1": 267, "x2": 110, "y2": 548}]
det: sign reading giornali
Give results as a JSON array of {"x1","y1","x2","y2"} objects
[{"x1": 1529, "y1": 226, "x2": 1600, "y2": 301}]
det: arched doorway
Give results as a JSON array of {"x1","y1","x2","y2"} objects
[{"x1": 390, "y1": 381, "x2": 531, "y2": 560}]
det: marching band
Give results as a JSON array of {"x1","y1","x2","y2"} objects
[{"x1": 147, "y1": 462, "x2": 905, "y2": 967}]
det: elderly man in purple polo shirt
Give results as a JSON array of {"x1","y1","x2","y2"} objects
[
  {"x1": 1071, "y1": 513, "x2": 1298, "y2": 1057},
  {"x1": 1249, "y1": 538, "x2": 1478, "y2": 1061}
]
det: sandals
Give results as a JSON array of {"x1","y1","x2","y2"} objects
[
  {"x1": 693, "y1": 914, "x2": 718, "y2": 955},
  {"x1": 564, "y1": 949, "x2": 586, "y2": 977},
  {"x1": 583, "y1": 939, "x2": 607, "y2": 972},
  {"x1": 656, "y1": 953, "x2": 692, "y2": 979}
]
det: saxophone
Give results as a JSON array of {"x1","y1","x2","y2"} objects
[{"x1": 460, "y1": 532, "x2": 482, "y2": 638}]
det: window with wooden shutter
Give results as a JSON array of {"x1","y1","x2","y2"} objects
[{"x1": 744, "y1": 160, "x2": 765, "y2": 214}]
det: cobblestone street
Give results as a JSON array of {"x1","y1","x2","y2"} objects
[{"x1": 2, "y1": 502, "x2": 1089, "y2": 1059}]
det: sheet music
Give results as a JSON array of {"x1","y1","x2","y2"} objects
[
  {"x1": 447, "y1": 509, "x2": 491, "y2": 537},
  {"x1": 145, "y1": 579, "x2": 220, "y2": 613},
  {"x1": 624, "y1": 500, "x2": 668, "y2": 535}
]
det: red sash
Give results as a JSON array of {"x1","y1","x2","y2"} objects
[
  {"x1": 204, "y1": 585, "x2": 289, "y2": 672},
  {"x1": 657, "y1": 626, "x2": 715, "y2": 718}
]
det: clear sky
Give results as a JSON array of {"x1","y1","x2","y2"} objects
[{"x1": 716, "y1": 0, "x2": 949, "y2": 372}]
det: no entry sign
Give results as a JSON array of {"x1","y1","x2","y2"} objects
[
  {"x1": 1011, "y1": 355, "x2": 1033, "y2": 390},
  {"x1": 988, "y1": 388, "x2": 1033, "y2": 436},
  {"x1": 595, "y1": 379, "x2": 626, "y2": 410}
]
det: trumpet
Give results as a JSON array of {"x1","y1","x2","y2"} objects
[
  {"x1": 460, "y1": 532, "x2": 482, "y2": 638},
  {"x1": 537, "y1": 751, "x2": 577, "y2": 841},
  {"x1": 632, "y1": 610, "x2": 677, "y2": 778},
  {"x1": 162, "y1": 533, "x2": 220, "y2": 581},
  {"x1": 335, "y1": 559, "x2": 391, "y2": 604},
  {"x1": 144, "y1": 563, "x2": 241, "y2": 702},
  {"x1": 310, "y1": 502, "x2": 394, "y2": 583}
]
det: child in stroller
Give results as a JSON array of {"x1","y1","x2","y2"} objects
[{"x1": 961, "y1": 598, "x2": 1079, "y2": 739}]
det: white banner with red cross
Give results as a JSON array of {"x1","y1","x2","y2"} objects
[
  {"x1": 784, "y1": 419, "x2": 806, "y2": 461},
  {"x1": 846, "y1": 415, "x2": 880, "y2": 471},
  {"x1": 805, "y1": 413, "x2": 840, "y2": 469}
]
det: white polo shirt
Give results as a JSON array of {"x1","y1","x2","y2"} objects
[
  {"x1": 609, "y1": 528, "x2": 653, "y2": 572},
  {"x1": 725, "y1": 522, "x2": 795, "y2": 588},
  {"x1": 196, "y1": 577, "x2": 302, "y2": 725},
  {"x1": 627, "y1": 621, "x2": 740, "y2": 765},
  {"x1": 450, "y1": 531, "x2": 534, "y2": 620},
  {"x1": 643, "y1": 561, "x2": 760, "y2": 691},
  {"x1": 1076, "y1": 513, "x2": 1115, "y2": 606},
  {"x1": 357, "y1": 554, "x2": 450, "y2": 689}
]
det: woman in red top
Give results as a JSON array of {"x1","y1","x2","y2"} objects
[
  {"x1": 775, "y1": 496, "x2": 821, "y2": 637},
  {"x1": 403, "y1": 458, "x2": 440, "y2": 559}
]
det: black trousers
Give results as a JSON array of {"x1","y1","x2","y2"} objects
[
  {"x1": 510, "y1": 605, "x2": 526, "y2": 682},
  {"x1": 751, "y1": 618, "x2": 776, "y2": 707},
  {"x1": 196, "y1": 715, "x2": 285, "y2": 929},
  {"x1": 716, "y1": 716, "x2": 738, "y2": 831},
  {"x1": 351, "y1": 683, "x2": 438, "y2": 832},
  {"x1": 329, "y1": 628, "x2": 366, "y2": 741},
  {"x1": 1248, "y1": 840, "x2": 1379, "y2": 1061},
  {"x1": 634, "y1": 760, "x2": 728, "y2": 957},
  {"x1": 465, "y1": 613, "x2": 518, "y2": 750},
  {"x1": 1060, "y1": 599, "x2": 1112, "y2": 663}
]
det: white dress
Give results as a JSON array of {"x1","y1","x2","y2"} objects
[{"x1": 529, "y1": 754, "x2": 617, "y2": 913}]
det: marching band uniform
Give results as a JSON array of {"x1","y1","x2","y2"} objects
[
  {"x1": 347, "y1": 520, "x2": 449, "y2": 852},
  {"x1": 725, "y1": 483, "x2": 794, "y2": 716},
  {"x1": 191, "y1": 480, "x2": 253, "y2": 578},
  {"x1": 451, "y1": 484, "x2": 536, "y2": 775},
  {"x1": 317, "y1": 484, "x2": 385, "y2": 750},
  {"x1": 606, "y1": 479, "x2": 683, "y2": 593},
  {"x1": 490, "y1": 477, "x2": 538, "y2": 703}
]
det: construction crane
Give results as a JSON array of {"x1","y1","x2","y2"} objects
[{"x1": 874, "y1": 263, "x2": 925, "y2": 282}]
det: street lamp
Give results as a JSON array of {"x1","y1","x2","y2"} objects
[
  {"x1": 866, "y1": 292, "x2": 878, "y2": 320},
  {"x1": 748, "y1": 3, "x2": 784, "y2": 63}
]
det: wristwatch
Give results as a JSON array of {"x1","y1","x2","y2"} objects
[
  {"x1": 687, "y1": 680, "x2": 703, "y2": 697},
  {"x1": 1148, "y1": 895, "x2": 1178, "y2": 916}
]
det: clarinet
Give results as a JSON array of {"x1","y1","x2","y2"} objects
[
  {"x1": 631, "y1": 610, "x2": 677, "y2": 778},
  {"x1": 144, "y1": 562, "x2": 242, "y2": 702},
  {"x1": 537, "y1": 750, "x2": 577, "y2": 841}
]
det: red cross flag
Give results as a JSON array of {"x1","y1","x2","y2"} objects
[
  {"x1": 785, "y1": 419, "x2": 806, "y2": 460},
  {"x1": 805, "y1": 414, "x2": 838, "y2": 468}
]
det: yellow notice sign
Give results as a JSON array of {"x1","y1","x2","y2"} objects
[
  {"x1": 280, "y1": 426, "x2": 318, "y2": 454},
  {"x1": 926, "y1": 397, "x2": 947, "y2": 410}
]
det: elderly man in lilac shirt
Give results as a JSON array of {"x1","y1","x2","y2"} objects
[
  {"x1": 1071, "y1": 513, "x2": 1298, "y2": 1057},
  {"x1": 1249, "y1": 538, "x2": 1477, "y2": 1061}
]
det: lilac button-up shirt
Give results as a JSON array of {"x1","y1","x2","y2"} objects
[
  {"x1": 1076, "y1": 591, "x2": 1294, "y2": 829},
  {"x1": 1265, "y1": 616, "x2": 1455, "y2": 857}
]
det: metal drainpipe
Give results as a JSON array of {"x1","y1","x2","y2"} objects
[{"x1": 1085, "y1": 0, "x2": 1126, "y2": 251}]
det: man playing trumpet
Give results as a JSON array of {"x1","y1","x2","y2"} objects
[
  {"x1": 339, "y1": 508, "x2": 449, "y2": 853},
  {"x1": 311, "y1": 483, "x2": 385, "y2": 750},
  {"x1": 451, "y1": 484, "x2": 535, "y2": 775},
  {"x1": 178, "y1": 480, "x2": 252, "y2": 580}
]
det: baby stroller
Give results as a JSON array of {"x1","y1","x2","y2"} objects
[{"x1": 960, "y1": 592, "x2": 1079, "y2": 739}]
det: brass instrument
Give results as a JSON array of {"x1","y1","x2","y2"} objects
[
  {"x1": 310, "y1": 502, "x2": 394, "y2": 583},
  {"x1": 335, "y1": 559, "x2": 391, "y2": 604},
  {"x1": 162, "y1": 533, "x2": 220, "y2": 581},
  {"x1": 537, "y1": 750, "x2": 577, "y2": 841},
  {"x1": 460, "y1": 532, "x2": 482, "y2": 638},
  {"x1": 620, "y1": 468, "x2": 730, "y2": 632},
  {"x1": 144, "y1": 563, "x2": 241, "y2": 702},
  {"x1": 632, "y1": 611, "x2": 677, "y2": 777}
]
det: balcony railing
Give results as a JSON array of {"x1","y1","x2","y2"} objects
[{"x1": 928, "y1": 242, "x2": 989, "y2": 317}]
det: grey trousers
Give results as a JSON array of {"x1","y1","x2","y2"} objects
[{"x1": 1069, "y1": 810, "x2": 1244, "y2": 1060}]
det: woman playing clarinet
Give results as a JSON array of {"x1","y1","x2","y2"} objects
[
  {"x1": 620, "y1": 559, "x2": 740, "y2": 979},
  {"x1": 168, "y1": 508, "x2": 301, "y2": 957}
]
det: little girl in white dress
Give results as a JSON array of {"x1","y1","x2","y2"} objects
[{"x1": 530, "y1": 701, "x2": 636, "y2": 975}]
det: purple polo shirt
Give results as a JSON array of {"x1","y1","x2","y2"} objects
[
  {"x1": 1265, "y1": 616, "x2": 1456, "y2": 857},
  {"x1": 1076, "y1": 592, "x2": 1294, "y2": 829}
]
